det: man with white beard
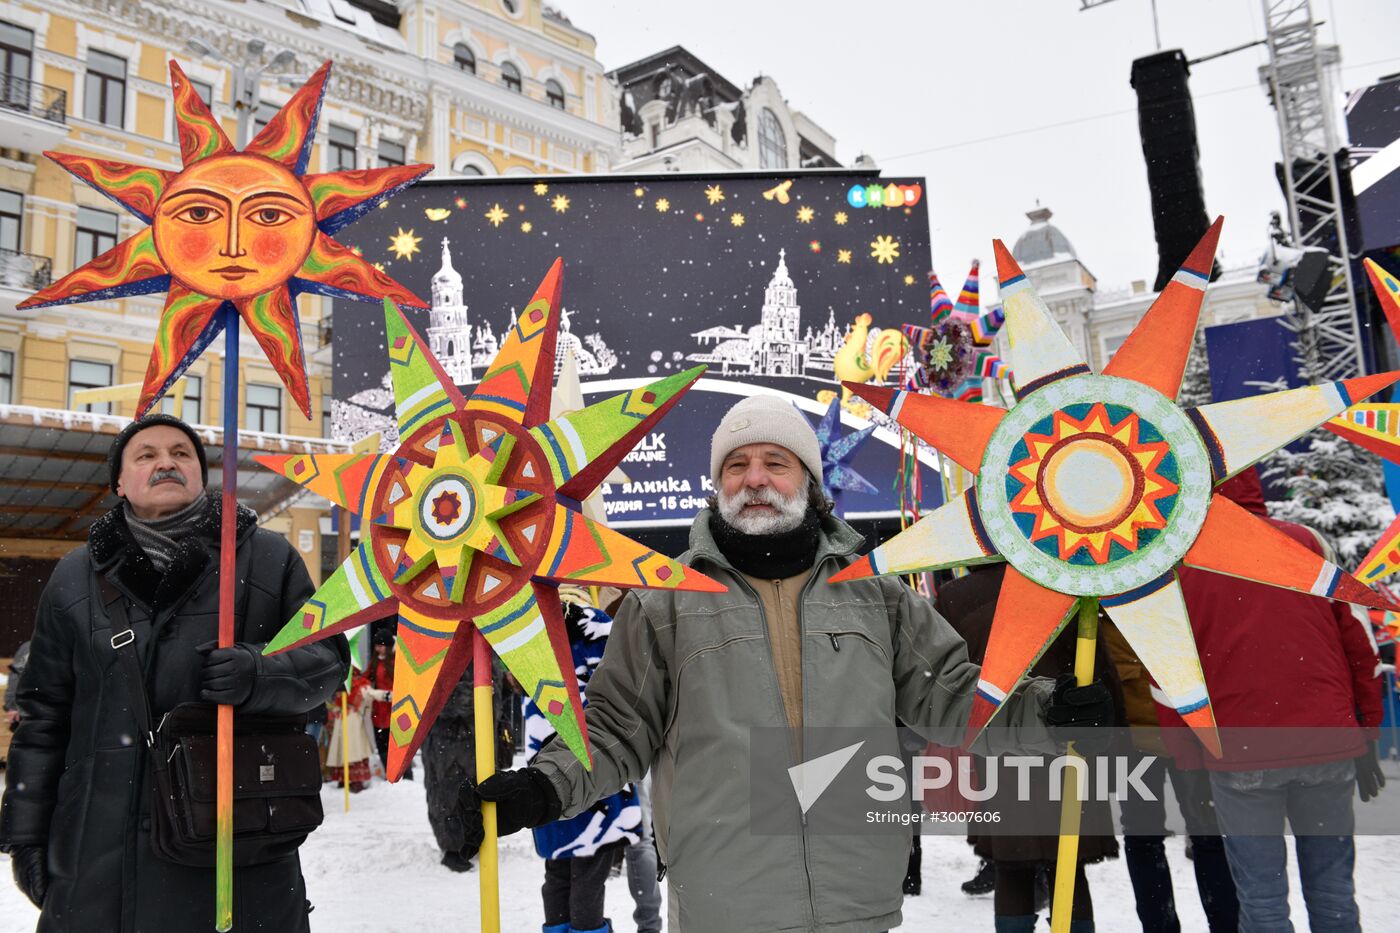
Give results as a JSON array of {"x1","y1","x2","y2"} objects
[{"x1": 467, "y1": 394, "x2": 1112, "y2": 933}]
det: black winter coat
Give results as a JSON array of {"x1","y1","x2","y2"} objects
[{"x1": 0, "y1": 496, "x2": 349, "y2": 933}]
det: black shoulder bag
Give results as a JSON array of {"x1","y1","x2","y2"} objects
[{"x1": 102, "y1": 557, "x2": 325, "y2": 867}]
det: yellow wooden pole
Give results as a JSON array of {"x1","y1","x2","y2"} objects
[
  {"x1": 1050, "y1": 597, "x2": 1098, "y2": 933},
  {"x1": 473, "y1": 628, "x2": 501, "y2": 933}
]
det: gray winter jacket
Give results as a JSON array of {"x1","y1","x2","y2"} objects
[{"x1": 532, "y1": 510, "x2": 1058, "y2": 933}]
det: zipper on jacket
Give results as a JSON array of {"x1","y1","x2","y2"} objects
[
  {"x1": 795, "y1": 556, "x2": 837, "y2": 929},
  {"x1": 727, "y1": 571, "x2": 818, "y2": 930}
]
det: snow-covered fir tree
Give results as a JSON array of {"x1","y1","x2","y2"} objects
[
  {"x1": 1175, "y1": 332, "x2": 1213, "y2": 407},
  {"x1": 1257, "y1": 313, "x2": 1394, "y2": 565}
]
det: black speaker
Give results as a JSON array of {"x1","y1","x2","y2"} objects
[{"x1": 1131, "y1": 50, "x2": 1219, "y2": 291}]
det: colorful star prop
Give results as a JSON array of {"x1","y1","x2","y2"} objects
[
  {"x1": 833, "y1": 218, "x2": 1400, "y2": 755},
  {"x1": 904, "y1": 263, "x2": 1009, "y2": 400},
  {"x1": 19, "y1": 61, "x2": 430, "y2": 419},
  {"x1": 1327, "y1": 259, "x2": 1400, "y2": 584},
  {"x1": 806, "y1": 396, "x2": 878, "y2": 510},
  {"x1": 256, "y1": 261, "x2": 724, "y2": 779}
]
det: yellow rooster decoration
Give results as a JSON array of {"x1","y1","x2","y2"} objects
[{"x1": 826, "y1": 313, "x2": 910, "y2": 410}]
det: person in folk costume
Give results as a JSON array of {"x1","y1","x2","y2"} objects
[
  {"x1": 466, "y1": 395, "x2": 1114, "y2": 933},
  {"x1": 524, "y1": 587, "x2": 641, "y2": 933},
  {"x1": 365, "y1": 627, "x2": 413, "y2": 780},
  {"x1": 0, "y1": 414, "x2": 348, "y2": 932},
  {"x1": 935, "y1": 562, "x2": 1125, "y2": 933},
  {"x1": 327, "y1": 668, "x2": 375, "y2": 792}
]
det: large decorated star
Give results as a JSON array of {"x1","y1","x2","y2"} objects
[
  {"x1": 256, "y1": 261, "x2": 724, "y2": 779},
  {"x1": 19, "y1": 60, "x2": 430, "y2": 418},
  {"x1": 833, "y1": 218, "x2": 1400, "y2": 755}
]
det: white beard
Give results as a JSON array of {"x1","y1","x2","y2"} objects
[{"x1": 717, "y1": 477, "x2": 810, "y2": 535}]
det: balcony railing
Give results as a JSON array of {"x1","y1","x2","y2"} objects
[
  {"x1": 0, "y1": 248, "x2": 54, "y2": 291},
  {"x1": 0, "y1": 74, "x2": 67, "y2": 125}
]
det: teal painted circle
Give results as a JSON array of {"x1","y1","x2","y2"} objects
[{"x1": 974, "y1": 374, "x2": 1211, "y2": 596}]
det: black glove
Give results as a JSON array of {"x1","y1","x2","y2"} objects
[
  {"x1": 196, "y1": 641, "x2": 257, "y2": 706},
  {"x1": 466, "y1": 767, "x2": 563, "y2": 837},
  {"x1": 9, "y1": 844, "x2": 48, "y2": 908},
  {"x1": 1356, "y1": 741, "x2": 1386, "y2": 803},
  {"x1": 1045, "y1": 675, "x2": 1115, "y2": 757}
]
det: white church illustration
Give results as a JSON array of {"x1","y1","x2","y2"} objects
[{"x1": 688, "y1": 248, "x2": 842, "y2": 377}]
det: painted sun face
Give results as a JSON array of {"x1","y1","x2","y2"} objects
[{"x1": 153, "y1": 155, "x2": 316, "y2": 300}]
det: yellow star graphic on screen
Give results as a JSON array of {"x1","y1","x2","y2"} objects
[
  {"x1": 634, "y1": 187, "x2": 645, "y2": 197},
  {"x1": 837, "y1": 249, "x2": 852, "y2": 264},
  {"x1": 904, "y1": 274, "x2": 916, "y2": 285},
  {"x1": 521, "y1": 221, "x2": 533, "y2": 233},
  {"x1": 871, "y1": 235, "x2": 900, "y2": 264},
  {"x1": 731, "y1": 212, "x2": 746, "y2": 227},
  {"x1": 485, "y1": 204, "x2": 508, "y2": 227},
  {"x1": 796, "y1": 205, "x2": 815, "y2": 223},
  {"x1": 705, "y1": 184, "x2": 725, "y2": 205},
  {"x1": 655, "y1": 198, "x2": 670, "y2": 212},
  {"x1": 389, "y1": 227, "x2": 422, "y2": 260},
  {"x1": 834, "y1": 211, "x2": 849, "y2": 226},
  {"x1": 533, "y1": 182, "x2": 548, "y2": 196},
  {"x1": 552, "y1": 194, "x2": 570, "y2": 213}
]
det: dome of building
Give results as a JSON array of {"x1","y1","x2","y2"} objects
[{"x1": 1011, "y1": 205, "x2": 1077, "y2": 265}]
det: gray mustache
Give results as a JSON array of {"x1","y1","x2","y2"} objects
[{"x1": 150, "y1": 469, "x2": 187, "y2": 486}]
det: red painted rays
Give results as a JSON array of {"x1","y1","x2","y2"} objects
[
  {"x1": 19, "y1": 60, "x2": 429, "y2": 419},
  {"x1": 833, "y1": 218, "x2": 1400, "y2": 756},
  {"x1": 257, "y1": 262, "x2": 724, "y2": 779}
]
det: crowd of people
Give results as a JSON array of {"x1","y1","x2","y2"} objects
[{"x1": 0, "y1": 404, "x2": 1392, "y2": 932}]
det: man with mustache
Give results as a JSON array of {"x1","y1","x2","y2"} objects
[
  {"x1": 0, "y1": 413, "x2": 348, "y2": 932},
  {"x1": 467, "y1": 395, "x2": 1114, "y2": 933}
]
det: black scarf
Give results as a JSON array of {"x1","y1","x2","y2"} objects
[
  {"x1": 709, "y1": 508, "x2": 822, "y2": 579},
  {"x1": 122, "y1": 494, "x2": 211, "y2": 573}
]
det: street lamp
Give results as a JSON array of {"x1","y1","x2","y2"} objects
[{"x1": 185, "y1": 37, "x2": 298, "y2": 147}]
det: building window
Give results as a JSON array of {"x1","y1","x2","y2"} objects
[
  {"x1": 246, "y1": 382, "x2": 281, "y2": 433},
  {"x1": 160, "y1": 372, "x2": 202, "y2": 424},
  {"x1": 0, "y1": 189, "x2": 20, "y2": 253},
  {"x1": 69, "y1": 359, "x2": 113, "y2": 414},
  {"x1": 500, "y1": 61, "x2": 522, "y2": 94},
  {"x1": 459, "y1": 164, "x2": 483, "y2": 176},
  {"x1": 377, "y1": 139, "x2": 406, "y2": 168},
  {"x1": 321, "y1": 406, "x2": 332, "y2": 439},
  {"x1": 0, "y1": 349, "x2": 13, "y2": 405},
  {"x1": 84, "y1": 50, "x2": 126, "y2": 127},
  {"x1": 328, "y1": 124, "x2": 357, "y2": 171},
  {"x1": 453, "y1": 43, "x2": 475, "y2": 74},
  {"x1": 758, "y1": 108, "x2": 787, "y2": 169},
  {"x1": 545, "y1": 79, "x2": 565, "y2": 110},
  {"x1": 75, "y1": 207, "x2": 118, "y2": 266},
  {"x1": 252, "y1": 102, "x2": 278, "y2": 137},
  {"x1": 1, "y1": 21, "x2": 34, "y2": 109},
  {"x1": 500, "y1": 0, "x2": 520, "y2": 15}
]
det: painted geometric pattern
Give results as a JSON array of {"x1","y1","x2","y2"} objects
[
  {"x1": 835, "y1": 219, "x2": 1400, "y2": 757},
  {"x1": 261, "y1": 264, "x2": 722, "y2": 780},
  {"x1": 1006, "y1": 402, "x2": 1179, "y2": 566},
  {"x1": 531, "y1": 368, "x2": 705, "y2": 487}
]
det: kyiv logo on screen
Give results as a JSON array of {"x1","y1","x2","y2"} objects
[{"x1": 847, "y1": 183, "x2": 923, "y2": 209}]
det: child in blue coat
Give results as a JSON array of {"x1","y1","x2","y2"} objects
[{"x1": 525, "y1": 596, "x2": 641, "y2": 933}]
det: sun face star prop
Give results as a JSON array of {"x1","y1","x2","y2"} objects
[
  {"x1": 18, "y1": 61, "x2": 430, "y2": 419},
  {"x1": 255, "y1": 261, "x2": 724, "y2": 779},
  {"x1": 833, "y1": 218, "x2": 1400, "y2": 755}
]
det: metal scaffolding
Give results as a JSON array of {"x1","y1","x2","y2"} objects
[{"x1": 1260, "y1": 0, "x2": 1365, "y2": 380}]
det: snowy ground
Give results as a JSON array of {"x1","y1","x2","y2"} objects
[{"x1": 2, "y1": 772, "x2": 1399, "y2": 932}]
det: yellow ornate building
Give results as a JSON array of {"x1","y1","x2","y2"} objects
[{"x1": 0, "y1": 0, "x2": 619, "y2": 635}]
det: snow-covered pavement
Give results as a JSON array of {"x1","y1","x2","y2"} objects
[{"x1": 2, "y1": 774, "x2": 1398, "y2": 931}]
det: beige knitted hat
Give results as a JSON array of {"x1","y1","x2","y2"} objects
[{"x1": 710, "y1": 395, "x2": 823, "y2": 489}]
